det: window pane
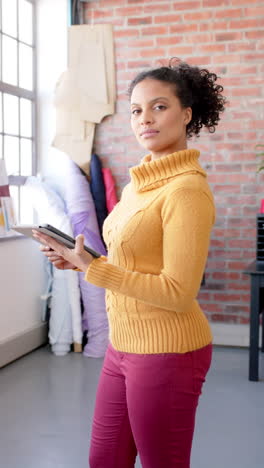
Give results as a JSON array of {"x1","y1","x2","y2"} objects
[
  {"x1": 9, "y1": 185, "x2": 19, "y2": 222},
  {"x1": 20, "y1": 184, "x2": 34, "y2": 223},
  {"x1": 19, "y1": 0, "x2": 33, "y2": 45},
  {"x1": 20, "y1": 138, "x2": 32, "y2": 176},
  {"x1": 2, "y1": 0, "x2": 18, "y2": 38},
  {"x1": 4, "y1": 136, "x2": 19, "y2": 175},
  {"x1": 20, "y1": 98, "x2": 32, "y2": 137},
  {"x1": 2, "y1": 36, "x2": 18, "y2": 86},
  {"x1": 19, "y1": 43, "x2": 33, "y2": 90},
  {"x1": 0, "y1": 94, "x2": 2, "y2": 133},
  {"x1": 3, "y1": 94, "x2": 19, "y2": 135}
]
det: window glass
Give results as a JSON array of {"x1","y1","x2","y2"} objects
[
  {"x1": 2, "y1": 0, "x2": 18, "y2": 38},
  {"x1": 20, "y1": 98, "x2": 32, "y2": 137},
  {"x1": 2, "y1": 36, "x2": 18, "y2": 86},
  {"x1": 4, "y1": 136, "x2": 19, "y2": 175},
  {"x1": 3, "y1": 94, "x2": 19, "y2": 135},
  {"x1": 20, "y1": 138, "x2": 32, "y2": 176},
  {"x1": 19, "y1": 0, "x2": 33, "y2": 45},
  {"x1": 19, "y1": 43, "x2": 33, "y2": 90}
]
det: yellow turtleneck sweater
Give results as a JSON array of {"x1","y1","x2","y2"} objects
[{"x1": 85, "y1": 149, "x2": 215, "y2": 354}]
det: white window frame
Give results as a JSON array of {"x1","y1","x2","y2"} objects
[{"x1": 0, "y1": 0, "x2": 37, "y2": 224}]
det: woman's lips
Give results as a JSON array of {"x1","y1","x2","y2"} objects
[{"x1": 140, "y1": 130, "x2": 159, "y2": 139}]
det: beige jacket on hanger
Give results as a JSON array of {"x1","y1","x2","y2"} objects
[{"x1": 52, "y1": 24, "x2": 116, "y2": 175}]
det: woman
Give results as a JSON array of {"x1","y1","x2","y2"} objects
[{"x1": 34, "y1": 59, "x2": 226, "y2": 468}]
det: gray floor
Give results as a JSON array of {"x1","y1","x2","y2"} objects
[{"x1": 0, "y1": 346, "x2": 264, "y2": 468}]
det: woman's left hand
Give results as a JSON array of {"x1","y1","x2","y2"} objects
[{"x1": 32, "y1": 230, "x2": 94, "y2": 272}]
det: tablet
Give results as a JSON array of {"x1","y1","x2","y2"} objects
[{"x1": 11, "y1": 223, "x2": 101, "y2": 258}]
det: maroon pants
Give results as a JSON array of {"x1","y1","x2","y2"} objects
[{"x1": 89, "y1": 342, "x2": 212, "y2": 468}]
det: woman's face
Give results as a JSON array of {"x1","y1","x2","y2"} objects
[{"x1": 130, "y1": 78, "x2": 192, "y2": 160}]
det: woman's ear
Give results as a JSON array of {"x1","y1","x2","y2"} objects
[{"x1": 184, "y1": 107, "x2": 192, "y2": 125}]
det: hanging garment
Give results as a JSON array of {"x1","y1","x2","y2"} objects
[
  {"x1": 62, "y1": 155, "x2": 109, "y2": 358},
  {"x1": 89, "y1": 153, "x2": 108, "y2": 236},
  {"x1": 24, "y1": 177, "x2": 83, "y2": 355},
  {"x1": 52, "y1": 24, "x2": 116, "y2": 175},
  {"x1": 102, "y1": 167, "x2": 118, "y2": 213}
]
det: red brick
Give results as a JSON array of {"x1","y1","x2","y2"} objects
[
  {"x1": 231, "y1": 87, "x2": 261, "y2": 97},
  {"x1": 206, "y1": 260, "x2": 227, "y2": 269},
  {"x1": 212, "y1": 54, "x2": 241, "y2": 64},
  {"x1": 228, "y1": 42, "x2": 256, "y2": 52},
  {"x1": 247, "y1": 120, "x2": 264, "y2": 129},
  {"x1": 245, "y1": 6, "x2": 264, "y2": 17},
  {"x1": 184, "y1": 11, "x2": 213, "y2": 21},
  {"x1": 198, "y1": 292, "x2": 212, "y2": 301},
  {"x1": 203, "y1": 0, "x2": 229, "y2": 5},
  {"x1": 243, "y1": 53, "x2": 264, "y2": 62},
  {"x1": 247, "y1": 77, "x2": 264, "y2": 86},
  {"x1": 200, "y1": 21, "x2": 227, "y2": 31},
  {"x1": 115, "y1": 29, "x2": 139, "y2": 38},
  {"x1": 140, "y1": 48, "x2": 166, "y2": 58},
  {"x1": 227, "y1": 0, "x2": 259, "y2": 3},
  {"x1": 127, "y1": 60, "x2": 151, "y2": 69},
  {"x1": 228, "y1": 261, "x2": 250, "y2": 270},
  {"x1": 115, "y1": 6, "x2": 143, "y2": 16},
  {"x1": 197, "y1": 44, "x2": 226, "y2": 53},
  {"x1": 172, "y1": 1, "x2": 201, "y2": 10},
  {"x1": 215, "y1": 163, "x2": 241, "y2": 172},
  {"x1": 142, "y1": 26, "x2": 168, "y2": 36},
  {"x1": 213, "y1": 228, "x2": 240, "y2": 237},
  {"x1": 212, "y1": 272, "x2": 241, "y2": 280},
  {"x1": 185, "y1": 56, "x2": 211, "y2": 65},
  {"x1": 156, "y1": 36, "x2": 183, "y2": 46},
  {"x1": 202, "y1": 304, "x2": 224, "y2": 313},
  {"x1": 216, "y1": 32, "x2": 243, "y2": 41},
  {"x1": 228, "y1": 239, "x2": 255, "y2": 249},
  {"x1": 185, "y1": 33, "x2": 214, "y2": 43},
  {"x1": 145, "y1": 4, "x2": 173, "y2": 13},
  {"x1": 211, "y1": 314, "x2": 241, "y2": 324},
  {"x1": 245, "y1": 30, "x2": 264, "y2": 39},
  {"x1": 228, "y1": 65, "x2": 257, "y2": 74},
  {"x1": 213, "y1": 185, "x2": 241, "y2": 193},
  {"x1": 211, "y1": 239, "x2": 226, "y2": 248},
  {"x1": 85, "y1": 8, "x2": 112, "y2": 19},
  {"x1": 215, "y1": 8, "x2": 243, "y2": 18},
  {"x1": 154, "y1": 14, "x2": 182, "y2": 24},
  {"x1": 227, "y1": 217, "x2": 254, "y2": 228},
  {"x1": 231, "y1": 19, "x2": 263, "y2": 29},
  {"x1": 128, "y1": 17, "x2": 152, "y2": 25},
  {"x1": 213, "y1": 293, "x2": 241, "y2": 302},
  {"x1": 170, "y1": 23, "x2": 198, "y2": 33},
  {"x1": 168, "y1": 46, "x2": 193, "y2": 56},
  {"x1": 126, "y1": 39, "x2": 155, "y2": 48}
]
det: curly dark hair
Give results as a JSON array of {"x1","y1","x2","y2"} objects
[{"x1": 127, "y1": 58, "x2": 226, "y2": 139}]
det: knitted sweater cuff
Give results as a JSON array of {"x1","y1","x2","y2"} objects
[{"x1": 85, "y1": 256, "x2": 123, "y2": 290}]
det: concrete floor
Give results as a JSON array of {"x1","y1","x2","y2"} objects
[{"x1": 0, "y1": 345, "x2": 263, "y2": 468}]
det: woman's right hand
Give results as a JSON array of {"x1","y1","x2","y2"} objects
[{"x1": 40, "y1": 245, "x2": 76, "y2": 270}]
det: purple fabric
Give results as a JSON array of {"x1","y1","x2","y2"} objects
[
  {"x1": 71, "y1": 212, "x2": 106, "y2": 255},
  {"x1": 0, "y1": 185, "x2": 10, "y2": 196},
  {"x1": 63, "y1": 156, "x2": 109, "y2": 358}
]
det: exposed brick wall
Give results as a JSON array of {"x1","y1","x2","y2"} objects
[{"x1": 84, "y1": 0, "x2": 264, "y2": 325}]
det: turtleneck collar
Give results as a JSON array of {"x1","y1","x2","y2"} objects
[{"x1": 129, "y1": 148, "x2": 206, "y2": 193}]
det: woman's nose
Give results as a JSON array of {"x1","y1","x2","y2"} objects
[{"x1": 140, "y1": 110, "x2": 154, "y2": 125}]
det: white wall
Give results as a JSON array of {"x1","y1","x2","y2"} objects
[
  {"x1": 37, "y1": 0, "x2": 68, "y2": 182},
  {"x1": 0, "y1": 0, "x2": 68, "y2": 353}
]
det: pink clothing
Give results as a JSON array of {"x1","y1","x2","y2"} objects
[
  {"x1": 89, "y1": 343, "x2": 212, "y2": 468},
  {"x1": 102, "y1": 167, "x2": 118, "y2": 213}
]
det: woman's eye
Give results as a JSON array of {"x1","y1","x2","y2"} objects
[
  {"x1": 131, "y1": 109, "x2": 141, "y2": 115},
  {"x1": 154, "y1": 105, "x2": 166, "y2": 111}
]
